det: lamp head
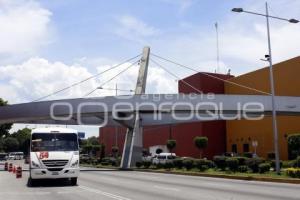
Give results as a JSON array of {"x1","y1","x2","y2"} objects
[
  {"x1": 232, "y1": 8, "x2": 243, "y2": 13},
  {"x1": 289, "y1": 18, "x2": 299, "y2": 23}
]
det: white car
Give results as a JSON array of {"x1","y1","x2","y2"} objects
[{"x1": 152, "y1": 153, "x2": 176, "y2": 164}]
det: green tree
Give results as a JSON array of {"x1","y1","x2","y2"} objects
[
  {"x1": 11, "y1": 128, "x2": 31, "y2": 154},
  {"x1": 0, "y1": 139, "x2": 4, "y2": 152},
  {"x1": 79, "y1": 139, "x2": 88, "y2": 147},
  {"x1": 0, "y1": 98, "x2": 12, "y2": 138},
  {"x1": 288, "y1": 134, "x2": 300, "y2": 159},
  {"x1": 92, "y1": 145, "x2": 101, "y2": 158},
  {"x1": 83, "y1": 144, "x2": 93, "y2": 155},
  {"x1": 112, "y1": 146, "x2": 119, "y2": 157},
  {"x1": 166, "y1": 139, "x2": 177, "y2": 153},
  {"x1": 100, "y1": 143, "x2": 106, "y2": 159},
  {"x1": 194, "y1": 136, "x2": 208, "y2": 158},
  {"x1": 3, "y1": 137, "x2": 19, "y2": 152},
  {"x1": 87, "y1": 136, "x2": 100, "y2": 145}
]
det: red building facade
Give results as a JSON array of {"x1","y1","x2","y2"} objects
[{"x1": 99, "y1": 72, "x2": 233, "y2": 159}]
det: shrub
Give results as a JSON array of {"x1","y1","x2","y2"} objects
[
  {"x1": 286, "y1": 168, "x2": 300, "y2": 178},
  {"x1": 267, "y1": 152, "x2": 275, "y2": 160},
  {"x1": 143, "y1": 161, "x2": 152, "y2": 169},
  {"x1": 213, "y1": 156, "x2": 227, "y2": 170},
  {"x1": 246, "y1": 157, "x2": 265, "y2": 173},
  {"x1": 110, "y1": 160, "x2": 117, "y2": 166},
  {"x1": 101, "y1": 161, "x2": 110, "y2": 166},
  {"x1": 194, "y1": 159, "x2": 210, "y2": 171},
  {"x1": 173, "y1": 158, "x2": 184, "y2": 169},
  {"x1": 243, "y1": 152, "x2": 253, "y2": 158},
  {"x1": 164, "y1": 162, "x2": 174, "y2": 170},
  {"x1": 156, "y1": 163, "x2": 164, "y2": 169},
  {"x1": 100, "y1": 157, "x2": 119, "y2": 166},
  {"x1": 226, "y1": 158, "x2": 239, "y2": 172},
  {"x1": 136, "y1": 161, "x2": 142, "y2": 168},
  {"x1": 235, "y1": 157, "x2": 248, "y2": 166},
  {"x1": 183, "y1": 158, "x2": 194, "y2": 170},
  {"x1": 270, "y1": 160, "x2": 283, "y2": 169},
  {"x1": 238, "y1": 165, "x2": 249, "y2": 173},
  {"x1": 295, "y1": 156, "x2": 300, "y2": 167},
  {"x1": 258, "y1": 163, "x2": 271, "y2": 173},
  {"x1": 205, "y1": 160, "x2": 215, "y2": 168}
]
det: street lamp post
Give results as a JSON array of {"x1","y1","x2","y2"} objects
[{"x1": 232, "y1": 2, "x2": 299, "y2": 174}]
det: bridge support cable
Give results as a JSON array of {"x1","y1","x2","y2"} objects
[
  {"x1": 150, "y1": 58, "x2": 204, "y2": 94},
  {"x1": 32, "y1": 54, "x2": 141, "y2": 102},
  {"x1": 151, "y1": 53, "x2": 271, "y2": 95},
  {"x1": 84, "y1": 59, "x2": 139, "y2": 97}
]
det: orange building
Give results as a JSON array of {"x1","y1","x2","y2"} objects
[{"x1": 225, "y1": 56, "x2": 300, "y2": 160}]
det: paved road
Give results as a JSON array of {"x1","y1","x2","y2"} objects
[{"x1": 1, "y1": 161, "x2": 300, "y2": 200}]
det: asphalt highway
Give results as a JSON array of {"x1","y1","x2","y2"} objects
[{"x1": 1, "y1": 161, "x2": 300, "y2": 200}]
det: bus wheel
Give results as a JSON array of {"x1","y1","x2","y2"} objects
[{"x1": 70, "y1": 178, "x2": 77, "y2": 186}]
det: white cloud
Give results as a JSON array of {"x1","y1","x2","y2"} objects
[
  {"x1": 144, "y1": 1, "x2": 300, "y2": 76},
  {"x1": 115, "y1": 15, "x2": 160, "y2": 44},
  {"x1": 0, "y1": 57, "x2": 178, "y2": 104},
  {"x1": 160, "y1": 0, "x2": 195, "y2": 13},
  {"x1": 0, "y1": 0, "x2": 52, "y2": 56}
]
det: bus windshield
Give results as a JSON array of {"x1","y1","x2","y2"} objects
[{"x1": 31, "y1": 133, "x2": 78, "y2": 152}]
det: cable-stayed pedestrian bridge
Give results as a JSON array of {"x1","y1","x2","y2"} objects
[{"x1": 1, "y1": 94, "x2": 300, "y2": 127}]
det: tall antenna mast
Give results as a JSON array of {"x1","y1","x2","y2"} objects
[{"x1": 215, "y1": 22, "x2": 220, "y2": 73}]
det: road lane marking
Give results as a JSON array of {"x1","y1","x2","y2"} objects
[
  {"x1": 79, "y1": 185, "x2": 132, "y2": 200},
  {"x1": 153, "y1": 185, "x2": 180, "y2": 192},
  {"x1": 0, "y1": 192, "x2": 51, "y2": 195}
]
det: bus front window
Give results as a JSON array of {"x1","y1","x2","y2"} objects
[{"x1": 31, "y1": 133, "x2": 78, "y2": 152}]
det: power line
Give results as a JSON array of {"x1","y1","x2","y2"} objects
[
  {"x1": 84, "y1": 60, "x2": 139, "y2": 97},
  {"x1": 32, "y1": 54, "x2": 141, "y2": 102},
  {"x1": 150, "y1": 58, "x2": 204, "y2": 94},
  {"x1": 151, "y1": 53, "x2": 271, "y2": 95}
]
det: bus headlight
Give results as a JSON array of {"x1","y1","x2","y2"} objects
[
  {"x1": 31, "y1": 160, "x2": 40, "y2": 168},
  {"x1": 71, "y1": 160, "x2": 79, "y2": 167}
]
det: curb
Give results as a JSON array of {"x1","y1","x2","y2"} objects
[{"x1": 134, "y1": 169, "x2": 300, "y2": 184}]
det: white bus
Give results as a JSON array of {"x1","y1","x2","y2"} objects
[{"x1": 29, "y1": 127, "x2": 80, "y2": 186}]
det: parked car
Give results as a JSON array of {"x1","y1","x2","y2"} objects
[
  {"x1": 7, "y1": 153, "x2": 15, "y2": 160},
  {"x1": 152, "y1": 153, "x2": 176, "y2": 164},
  {"x1": 222, "y1": 152, "x2": 238, "y2": 157},
  {"x1": 8, "y1": 152, "x2": 24, "y2": 160},
  {"x1": 142, "y1": 155, "x2": 153, "y2": 162},
  {"x1": 0, "y1": 153, "x2": 7, "y2": 161}
]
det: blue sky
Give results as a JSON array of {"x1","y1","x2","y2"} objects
[{"x1": 1, "y1": 0, "x2": 300, "y2": 137}]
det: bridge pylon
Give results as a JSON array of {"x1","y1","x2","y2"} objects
[{"x1": 120, "y1": 46, "x2": 150, "y2": 169}]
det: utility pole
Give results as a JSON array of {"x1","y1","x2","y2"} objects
[
  {"x1": 120, "y1": 46, "x2": 150, "y2": 169},
  {"x1": 115, "y1": 83, "x2": 118, "y2": 148},
  {"x1": 215, "y1": 22, "x2": 220, "y2": 73},
  {"x1": 265, "y1": 2, "x2": 280, "y2": 174}
]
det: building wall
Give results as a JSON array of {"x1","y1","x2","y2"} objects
[
  {"x1": 99, "y1": 72, "x2": 233, "y2": 159},
  {"x1": 225, "y1": 56, "x2": 300, "y2": 160}
]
